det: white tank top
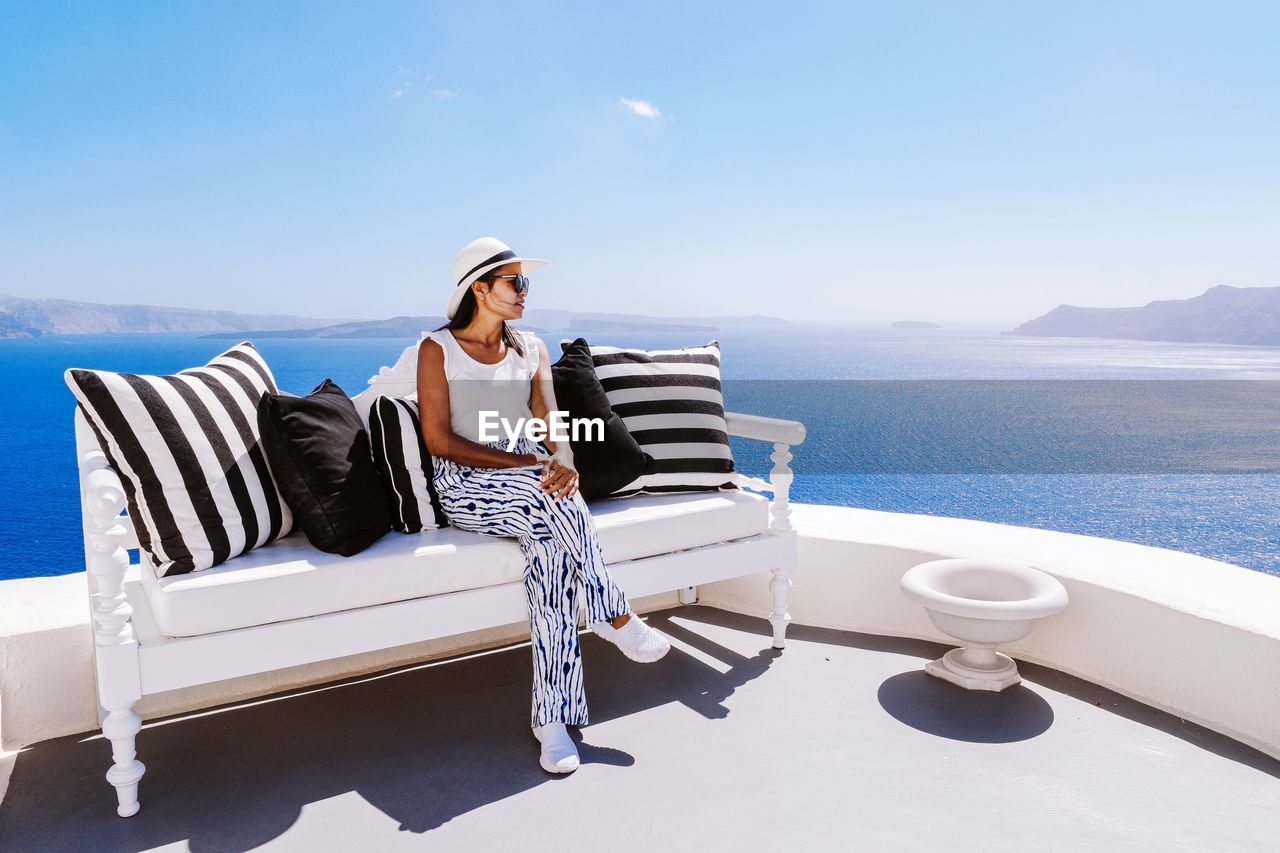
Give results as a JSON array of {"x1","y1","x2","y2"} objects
[{"x1": 423, "y1": 327, "x2": 541, "y2": 443}]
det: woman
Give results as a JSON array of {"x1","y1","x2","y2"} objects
[{"x1": 417, "y1": 237, "x2": 671, "y2": 774}]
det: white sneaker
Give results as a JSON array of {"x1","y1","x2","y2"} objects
[
  {"x1": 590, "y1": 614, "x2": 671, "y2": 663},
  {"x1": 532, "y1": 722, "x2": 579, "y2": 774}
]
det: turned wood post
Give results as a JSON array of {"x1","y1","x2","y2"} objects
[
  {"x1": 77, "y1": 412, "x2": 146, "y2": 818},
  {"x1": 768, "y1": 441, "x2": 795, "y2": 649}
]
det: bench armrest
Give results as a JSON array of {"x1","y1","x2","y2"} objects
[
  {"x1": 724, "y1": 411, "x2": 803, "y2": 538},
  {"x1": 74, "y1": 408, "x2": 136, "y2": 649},
  {"x1": 725, "y1": 412, "x2": 806, "y2": 446}
]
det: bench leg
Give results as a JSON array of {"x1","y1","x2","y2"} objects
[
  {"x1": 768, "y1": 442, "x2": 796, "y2": 649},
  {"x1": 102, "y1": 701, "x2": 145, "y2": 818},
  {"x1": 769, "y1": 567, "x2": 792, "y2": 649},
  {"x1": 678, "y1": 585, "x2": 697, "y2": 605}
]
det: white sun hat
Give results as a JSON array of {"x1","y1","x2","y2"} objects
[{"x1": 446, "y1": 237, "x2": 548, "y2": 320}]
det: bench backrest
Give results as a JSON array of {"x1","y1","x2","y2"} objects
[{"x1": 349, "y1": 338, "x2": 422, "y2": 426}]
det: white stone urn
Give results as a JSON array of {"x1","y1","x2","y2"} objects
[{"x1": 900, "y1": 558, "x2": 1069, "y2": 691}]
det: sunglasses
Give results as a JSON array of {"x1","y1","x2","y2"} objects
[{"x1": 487, "y1": 272, "x2": 531, "y2": 295}]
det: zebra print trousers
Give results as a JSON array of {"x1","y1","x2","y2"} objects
[{"x1": 432, "y1": 436, "x2": 632, "y2": 729}]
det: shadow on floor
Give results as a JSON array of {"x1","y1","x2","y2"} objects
[
  {"x1": 662, "y1": 607, "x2": 1280, "y2": 778},
  {"x1": 0, "y1": 606, "x2": 780, "y2": 852},
  {"x1": 876, "y1": 673, "x2": 1055, "y2": 743},
  {"x1": 3, "y1": 605, "x2": 1278, "y2": 853}
]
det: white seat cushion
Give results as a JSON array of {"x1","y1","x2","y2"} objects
[
  {"x1": 142, "y1": 490, "x2": 769, "y2": 637},
  {"x1": 587, "y1": 490, "x2": 769, "y2": 563}
]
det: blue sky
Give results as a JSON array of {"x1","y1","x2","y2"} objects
[{"x1": 1, "y1": 1, "x2": 1277, "y2": 326}]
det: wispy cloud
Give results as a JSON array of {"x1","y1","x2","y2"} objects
[
  {"x1": 619, "y1": 97, "x2": 662, "y2": 119},
  {"x1": 397, "y1": 66, "x2": 433, "y2": 81},
  {"x1": 389, "y1": 69, "x2": 451, "y2": 101}
]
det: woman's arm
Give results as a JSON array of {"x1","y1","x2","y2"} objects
[
  {"x1": 528, "y1": 337, "x2": 573, "y2": 462},
  {"x1": 528, "y1": 336, "x2": 579, "y2": 500},
  {"x1": 416, "y1": 338, "x2": 538, "y2": 469}
]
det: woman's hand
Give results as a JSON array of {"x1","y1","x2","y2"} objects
[{"x1": 539, "y1": 452, "x2": 579, "y2": 501}]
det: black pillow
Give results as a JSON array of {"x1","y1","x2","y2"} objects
[
  {"x1": 551, "y1": 339, "x2": 652, "y2": 501},
  {"x1": 257, "y1": 379, "x2": 391, "y2": 556}
]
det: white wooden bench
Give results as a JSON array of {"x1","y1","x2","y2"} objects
[{"x1": 72, "y1": 352, "x2": 805, "y2": 818}]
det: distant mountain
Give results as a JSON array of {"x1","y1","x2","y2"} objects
[
  {"x1": 201, "y1": 315, "x2": 453, "y2": 339},
  {"x1": 1007, "y1": 286, "x2": 1280, "y2": 346},
  {"x1": 891, "y1": 320, "x2": 941, "y2": 329},
  {"x1": 0, "y1": 294, "x2": 347, "y2": 339},
  {"x1": 202, "y1": 309, "x2": 782, "y2": 339},
  {"x1": 522, "y1": 310, "x2": 789, "y2": 331},
  {"x1": 561, "y1": 320, "x2": 717, "y2": 335},
  {"x1": 0, "y1": 292, "x2": 791, "y2": 341}
]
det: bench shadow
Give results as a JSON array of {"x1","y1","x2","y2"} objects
[
  {"x1": 7, "y1": 604, "x2": 1279, "y2": 851},
  {"x1": 0, "y1": 606, "x2": 779, "y2": 852}
]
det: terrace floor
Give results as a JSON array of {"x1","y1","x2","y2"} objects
[{"x1": 2, "y1": 605, "x2": 1278, "y2": 852}]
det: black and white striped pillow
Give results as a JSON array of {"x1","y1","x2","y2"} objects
[
  {"x1": 573, "y1": 340, "x2": 736, "y2": 497},
  {"x1": 64, "y1": 341, "x2": 294, "y2": 577},
  {"x1": 368, "y1": 396, "x2": 448, "y2": 533}
]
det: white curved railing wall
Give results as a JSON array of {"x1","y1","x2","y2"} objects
[{"x1": 700, "y1": 504, "x2": 1280, "y2": 761}]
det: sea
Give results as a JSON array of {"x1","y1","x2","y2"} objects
[{"x1": 4, "y1": 325, "x2": 1279, "y2": 582}]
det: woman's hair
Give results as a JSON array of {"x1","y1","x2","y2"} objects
[{"x1": 434, "y1": 277, "x2": 525, "y2": 357}]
